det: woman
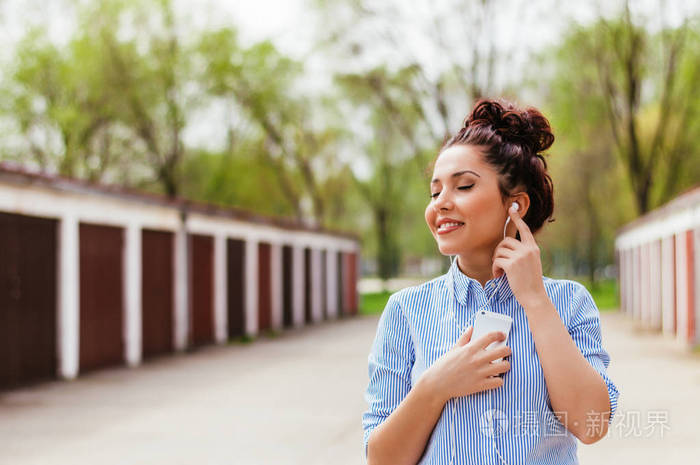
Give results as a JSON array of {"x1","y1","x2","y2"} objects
[{"x1": 362, "y1": 98, "x2": 620, "y2": 465}]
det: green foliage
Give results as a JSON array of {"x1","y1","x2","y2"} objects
[
  {"x1": 180, "y1": 146, "x2": 300, "y2": 218},
  {"x1": 360, "y1": 281, "x2": 619, "y2": 316},
  {"x1": 583, "y1": 279, "x2": 619, "y2": 312},
  {"x1": 535, "y1": 9, "x2": 699, "y2": 282},
  {"x1": 359, "y1": 291, "x2": 392, "y2": 316},
  {"x1": 1, "y1": 1, "x2": 698, "y2": 289}
]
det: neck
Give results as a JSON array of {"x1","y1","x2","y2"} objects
[{"x1": 455, "y1": 252, "x2": 495, "y2": 289}]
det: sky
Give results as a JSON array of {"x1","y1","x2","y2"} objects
[{"x1": 0, "y1": 0, "x2": 696, "y2": 153}]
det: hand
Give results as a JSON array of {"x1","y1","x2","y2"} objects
[
  {"x1": 425, "y1": 326, "x2": 512, "y2": 404},
  {"x1": 492, "y1": 205, "x2": 548, "y2": 309}
]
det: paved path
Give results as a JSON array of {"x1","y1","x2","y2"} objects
[
  {"x1": 1, "y1": 311, "x2": 698, "y2": 464},
  {"x1": 578, "y1": 311, "x2": 700, "y2": 464}
]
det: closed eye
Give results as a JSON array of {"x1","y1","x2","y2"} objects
[{"x1": 430, "y1": 185, "x2": 474, "y2": 199}]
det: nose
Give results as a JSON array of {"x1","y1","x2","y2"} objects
[{"x1": 432, "y1": 190, "x2": 454, "y2": 213}]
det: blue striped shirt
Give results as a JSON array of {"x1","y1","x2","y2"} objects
[{"x1": 362, "y1": 258, "x2": 620, "y2": 464}]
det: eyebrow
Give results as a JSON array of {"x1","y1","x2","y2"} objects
[{"x1": 431, "y1": 170, "x2": 480, "y2": 184}]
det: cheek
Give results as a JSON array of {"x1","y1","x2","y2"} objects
[
  {"x1": 456, "y1": 196, "x2": 498, "y2": 228},
  {"x1": 424, "y1": 204, "x2": 435, "y2": 230}
]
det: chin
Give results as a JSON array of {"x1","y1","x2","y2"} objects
[{"x1": 436, "y1": 240, "x2": 462, "y2": 256}]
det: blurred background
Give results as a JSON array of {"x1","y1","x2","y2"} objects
[
  {"x1": 1, "y1": 0, "x2": 698, "y2": 294},
  {"x1": 0, "y1": 0, "x2": 699, "y2": 464}
]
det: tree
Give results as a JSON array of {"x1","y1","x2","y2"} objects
[
  {"x1": 2, "y1": 0, "x2": 201, "y2": 196},
  {"x1": 4, "y1": 28, "x2": 122, "y2": 180},
  {"x1": 94, "y1": 0, "x2": 195, "y2": 197},
  {"x1": 196, "y1": 28, "x2": 345, "y2": 224},
  {"x1": 313, "y1": 0, "x2": 535, "y2": 280},
  {"x1": 585, "y1": 2, "x2": 699, "y2": 214}
]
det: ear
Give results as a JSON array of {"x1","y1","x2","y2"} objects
[
  {"x1": 510, "y1": 192, "x2": 530, "y2": 218},
  {"x1": 504, "y1": 192, "x2": 530, "y2": 240}
]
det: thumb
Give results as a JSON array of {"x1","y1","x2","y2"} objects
[{"x1": 454, "y1": 326, "x2": 473, "y2": 348}]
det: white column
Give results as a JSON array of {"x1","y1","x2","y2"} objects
[
  {"x1": 618, "y1": 249, "x2": 624, "y2": 314},
  {"x1": 245, "y1": 239, "x2": 259, "y2": 336},
  {"x1": 326, "y1": 250, "x2": 339, "y2": 319},
  {"x1": 292, "y1": 245, "x2": 305, "y2": 327},
  {"x1": 641, "y1": 242, "x2": 650, "y2": 327},
  {"x1": 173, "y1": 226, "x2": 189, "y2": 351},
  {"x1": 675, "y1": 231, "x2": 689, "y2": 346},
  {"x1": 214, "y1": 234, "x2": 227, "y2": 344},
  {"x1": 630, "y1": 247, "x2": 635, "y2": 318},
  {"x1": 58, "y1": 214, "x2": 80, "y2": 379},
  {"x1": 650, "y1": 240, "x2": 662, "y2": 330},
  {"x1": 628, "y1": 248, "x2": 635, "y2": 316},
  {"x1": 620, "y1": 248, "x2": 626, "y2": 315},
  {"x1": 617, "y1": 248, "x2": 624, "y2": 314},
  {"x1": 632, "y1": 246, "x2": 640, "y2": 321},
  {"x1": 619, "y1": 249, "x2": 629, "y2": 314},
  {"x1": 311, "y1": 248, "x2": 323, "y2": 323},
  {"x1": 661, "y1": 236, "x2": 675, "y2": 335},
  {"x1": 124, "y1": 222, "x2": 142, "y2": 367},
  {"x1": 695, "y1": 227, "x2": 700, "y2": 346},
  {"x1": 694, "y1": 227, "x2": 700, "y2": 346},
  {"x1": 270, "y1": 243, "x2": 283, "y2": 330}
]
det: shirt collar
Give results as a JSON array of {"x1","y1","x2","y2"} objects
[{"x1": 447, "y1": 256, "x2": 514, "y2": 305}]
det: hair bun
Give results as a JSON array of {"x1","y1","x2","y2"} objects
[{"x1": 466, "y1": 99, "x2": 554, "y2": 154}]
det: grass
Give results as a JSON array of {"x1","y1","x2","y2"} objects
[
  {"x1": 229, "y1": 334, "x2": 255, "y2": 344},
  {"x1": 576, "y1": 278, "x2": 619, "y2": 312},
  {"x1": 359, "y1": 278, "x2": 619, "y2": 316},
  {"x1": 359, "y1": 291, "x2": 393, "y2": 315}
]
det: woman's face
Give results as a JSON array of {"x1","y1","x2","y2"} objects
[{"x1": 425, "y1": 144, "x2": 509, "y2": 256}]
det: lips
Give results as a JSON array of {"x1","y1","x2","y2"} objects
[{"x1": 436, "y1": 219, "x2": 464, "y2": 235}]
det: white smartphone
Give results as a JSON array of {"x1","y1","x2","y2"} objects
[{"x1": 471, "y1": 310, "x2": 513, "y2": 363}]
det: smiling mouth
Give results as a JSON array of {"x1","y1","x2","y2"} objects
[{"x1": 437, "y1": 222, "x2": 464, "y2": 234}]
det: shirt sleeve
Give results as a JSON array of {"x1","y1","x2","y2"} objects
[
  {"x1": 567, "y1": 282, "x2": 620, "y2": 427},
  {"x1": 361, "y1": 293, "x2": 415, "y2": 460}
]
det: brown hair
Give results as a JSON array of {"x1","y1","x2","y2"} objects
[{"x1": 433, "y1": 98, "x2": 556, "y2": 235}]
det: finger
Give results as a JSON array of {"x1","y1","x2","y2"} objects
[
  {"x1": 482, "y1": 359, "x2": 511, "y2": 377},
  {"x1": 478, "y1": 345, "x2": 512, "y2": 364},
  {"x1": 497, "y1": 237, "x2": 521, "y2": 251},
  {"x1": 454, "y1": 326, "x2": 473, "y2": 348},
  {"x1": 471, "y1": 330, "x2": 506, "y2": 351},
  {"x1": 492, "y1": 248, "x2": 513, "y2": 261},
  {"x1": 491, "y1": 257, "x2": 507, "y2": 279},
  {"x1": 477, "y1": 376, "x2": 504, "y2": 392},
  {"x1": 509, "y1": 206, "x2": 535, "y2": 245}
]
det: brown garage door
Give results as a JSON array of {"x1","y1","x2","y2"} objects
[
  {"x1": 258, "y1": 242, "x2": 272, "y2": 332},
  {"x1": 79, "y1": 223, "x2": 124, "y2": 373},
  {"x1": 282, "y1": 245, "x2": 293, "y2": 328},
  {"x1": 0, "y1": 212, "x2": 57, "y2": 389},
  {"x1": 189, "y1": 234, "x2": 214, "y2": 347},
  {"x1": 227, "y1": 238, "x2": 246, "y2": 338},
  {"x1": 142, "y1": 229, "x2": 174, "y2": 358},
  {"x1": 337, "y1": 251, "x2": 344, "y2": 317},
  {"x1": 304, "y1": 247, "x2": 312, "y2": 324}
]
